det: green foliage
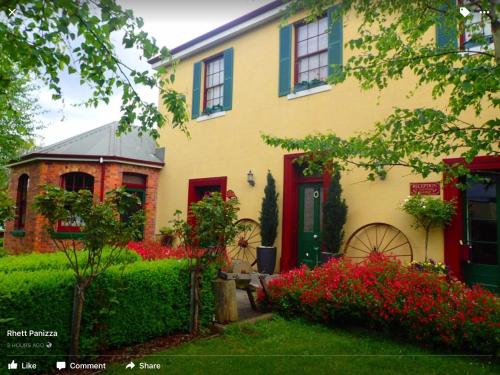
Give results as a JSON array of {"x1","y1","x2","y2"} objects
[
  {"x1": 0, "y1": 259, "x2": 216, "y2": 372},
  {"x1": 322, "y1": 171, "x2": 347, "y2": 253},
  {"x1": 264, "y1": 0, "x2": 500, "y2": 181},
  {"x1": 0, "y1": 190, "x2": 15, "y2": 223},
  {"x1": 0, "y1": 247, "x2": 140, "y2": 273},
  {"x1": 401, "y1": 195, "x2": 456, "y2": 230},
  {"x1": 188, "y1": 192, "x2": 243, "y2": 250},
  {"x1": 1, "y1": 0, "x2": 188, "y2": 137},
  {"x1": 34, "y1": 185, "x2": 144, "y2": 255},
  {"x1": 401, "y1": 194, "x2": 456, "y2": 260},
  {"x1": 259, "y1": 171, "x2": 279, "y2": 247}
]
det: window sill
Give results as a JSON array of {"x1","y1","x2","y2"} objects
[
  {"x1": 460, "y1": 43, "x2": 494, "y2": 56},
  {"x1": 196, "y1": 111, "x2": 226, "y2": 122},
  {"x1": 11, "y1": 230, "x2": 26, "y2": 237},
  {"x1": 52, "y1": 232, "x2": 86, "y2": 239},
  {"x1": 287, "y1": 84, "x2": 331, "y2": 100}
]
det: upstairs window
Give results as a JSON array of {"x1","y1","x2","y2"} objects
[
  {"x1": 15, "y1": 174, "x2": 29, "y2": 230},
  {"x1": 461, "y1": 5, "x2": 494, "y2": 50},
  {"x1": 59, "y1": 172, "x2": 94, "y2": 231},
  {"x1": 296, "y1": 16, "x2": 329, "y2": 85},
  {"x1": 204, "y1": 55, "x2": 224, "y2": 112}
]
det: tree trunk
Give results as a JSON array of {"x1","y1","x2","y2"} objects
[
  {"x1": 213, "y1": 278, "x2": 238, "y2": 323},
  {"x1": 69, "y1": 280, "x2": 86, "y2": 359},
  {"x1": 424, "y1": 227, "x2": 430, "y2": 262},
  {"x1": 189, "y1": 269, "x2": 200, "y2": 334}
]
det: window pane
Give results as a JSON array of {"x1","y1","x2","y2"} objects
[
  {"x1": 309, "y1": 54, "x2": 319, "y2": 69},
  {"x1": 213, "y1": 73, "x2": 219, "y2": 85},
  {"x1": 318, "y1": 33, "x2": 328, "y2": 50},
  {"x1": 299, "y1": 73, "x2": 308, "y2": 83},
  {"x1": 207, "y1": 88, "x2": 213, "y2": 100},
  {"x1": 318, "y1": 17, "x2": 328, "y2": 34},
  {"x1": 298, "y1": 25, "x2": 307, "y2": 41},
  {"x1": 220, "y1": 85, "x2": 224, "y2": 97},
  {"x1": 309, "y1": 68, "x2": 319, "y2": 81},
  {"x1": 319, "y1": 66, "x2": 328, "y2": 80},
  {"x1": 303, "y1": 187, "x2": 315, "y2": 233},
  {"x1": 219, "y1": 71, "x2": 224, "y2": 84},
  {"x1": 320, "y1": 51, "x2": 328, "y2": 67},
  {"x1": 298, "y1": 41, "x2": 307, "y2": 57},
  {"x1": 307, "y1": 36, "x2": 318, "y2": 54},
  {"x1": 307, "y1": 22, "x2": 318, "y2": 38}
]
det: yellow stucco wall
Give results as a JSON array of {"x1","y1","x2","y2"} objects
[{"x1": 155, "y1": 9, "x2": 492, "y2": 268}]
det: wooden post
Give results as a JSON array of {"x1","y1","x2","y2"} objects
[{"x1": 213, "y1": 278, "x2": 238, "y2": 323}]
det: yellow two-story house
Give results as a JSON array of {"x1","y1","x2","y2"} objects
[{"x1": 148, "y1": 1, "x2": 499, "y2": 291}]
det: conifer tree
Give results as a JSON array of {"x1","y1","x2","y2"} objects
[
  {"x1": 259, "y1": 171, "x2": 279, "y2": 247},
  {"x1": 323, "y1": 171, "x2": 347, "y2": 253}
]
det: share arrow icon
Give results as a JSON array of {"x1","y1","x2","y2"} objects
[
  {"x1": 125, "y1": 361, "x2": 135, "y2": 369},
  {"x1": 459, "y1": 7, "x2": 470, "y2": 17}
]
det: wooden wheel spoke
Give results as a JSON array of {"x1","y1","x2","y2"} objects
[
  {"x1": 365, "y1": 228, "x2": 375, "y2": 251},
  {"x1": 353, "y1": 235, "x2": 372, "y2": 251},
  {"x1": 380, "y1": 230, "x2": 401, "y2": 252},
  {"x1": 383, "y1": 241, "x2": 410, "y2": 254},
  {"x1": 347, "y1": 244, "x2": 371, "y2": 254},
  {"x1": 344, "y1": 223, "x2": 413, "y2": 264}
]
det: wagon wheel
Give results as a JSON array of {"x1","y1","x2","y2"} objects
[
  {"x1": 228, "y1": 218, "x2": 261, "y2": 267},
  {"x1": 343, "y1": 222, "x2": 413, "y2": 264}
]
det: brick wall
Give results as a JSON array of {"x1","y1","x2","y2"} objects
[{"x1": 4, "y1": 160, "x2": 160, "y2": 253}]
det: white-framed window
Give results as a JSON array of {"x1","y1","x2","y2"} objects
[
  {"x1": 204, "y1": 56, "x2": 224, "y2": 110},
  {"x1": 296, "y1": 16, "x2": 329, "y2": 84},
  {"x1": 462, "y1": 2, "x2": 494, "y2": 50}
]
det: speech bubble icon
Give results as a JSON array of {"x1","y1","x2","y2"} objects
[{"x1": 56, "y1": 361, "x2": 66, "y2": 370}]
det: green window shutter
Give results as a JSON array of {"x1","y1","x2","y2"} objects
[
  {"x1": 278, "y1": 24, "x2": 292, "y2": 97},
  {"x1": 436, "y1": 1, "x2": 458, "y2": 49},
  {"x1": 327, "y1": 6, "x2": 343, "y2": 76},
  {"x1": 223, "y1": 48, "x2": 234, "y2": 111},
  {"x1": 191, "y1": 62, "x2": 201, "y2": 119}
]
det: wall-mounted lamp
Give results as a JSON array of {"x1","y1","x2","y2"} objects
[{"x1": 247, "y1": 170, "x2": 255, "y2": 186}]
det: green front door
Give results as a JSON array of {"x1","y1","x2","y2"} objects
[
  {"x1": 298, "y1": 183, "x2": 323, "y2": 268},
  {"x1": 464, "y1": 173, "x2": 500, "y2": 292}
]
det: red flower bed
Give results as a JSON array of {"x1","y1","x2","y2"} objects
[
  {"x1": 127, "y1": 241, "x2": 188, "y2": 260},
  {"x1": 259, "y1": 253, "x2": 500, "y2": 354}
]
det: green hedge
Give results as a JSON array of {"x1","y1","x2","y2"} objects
[
  {"x1": 0, "y1": 259, "x2": 215, "y2": 372},
  {"x1": 0, "y1": 247, "x2": 141, "y2": 273}
]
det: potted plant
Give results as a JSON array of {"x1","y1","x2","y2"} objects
[
  {"x1": 401, "y1": 194, "x2": 455, "y2": 261},
  {"x1": 321, "y1": 170, "x2": 347, "y2": 263},
  {"x1": 159, "y1": 226, "x2": 175, "y2": 246},
  {"x1": 257, "y1": 171, "x2": 279, "y2": 274}
]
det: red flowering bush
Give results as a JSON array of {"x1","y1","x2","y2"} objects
[
  {"x1": 259, "y1": 253, "x2": 500, "y2": 354},
  {"x1": 127, "y1": 241, "x2": 190, "y2": 260}
]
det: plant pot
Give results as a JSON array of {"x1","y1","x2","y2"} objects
[
  {"x1": 320, "y1": 252, "x2": 343, "y2": 264},
  {"x1": 257, "y1": 246, "x2": 277, "y2": 274}
]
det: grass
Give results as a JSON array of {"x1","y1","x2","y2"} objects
[{"x1": 107, "y1": 318, "x2": 498, "y2": 375}]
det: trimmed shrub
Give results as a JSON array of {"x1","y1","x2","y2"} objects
[
  {"x1": 0, "y1": 259, "x2": 215, "y2": 371},
  {"x1": 259, "y1": 254, "x2": 500, "y2": 354},
  {"x1": 0, "y1": 247, "x2": 140, "y2": 273}
]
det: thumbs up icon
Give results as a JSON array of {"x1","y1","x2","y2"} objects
[{"x1": 8, "y1": 360, "x2": 18, "y2": 369}]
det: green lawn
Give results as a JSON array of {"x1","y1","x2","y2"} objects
[{"x1": 107, "y1": 318, "x2": 498, "y2": 375}]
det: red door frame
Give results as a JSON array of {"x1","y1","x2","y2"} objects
[
  {"x1": 187, "y1": 177, "x2": 227, "y2": 223},
  {"x1": 443, "y1": 156, "x2": 500, "y2": 280},
  {"x1": 281, "y1": 154, "x2": 331, "y2": 272}
]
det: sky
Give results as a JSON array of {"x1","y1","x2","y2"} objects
[{"x1": 36, "y1": 0, "x2": 272, "y2": 146}]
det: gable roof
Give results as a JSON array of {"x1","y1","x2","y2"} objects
[
  {"x1": 10, "y1": 122, "x2": 164, "y2": 168},
  {"x1": 148, "y1": 0, "x2": 286, "y2": 68}
]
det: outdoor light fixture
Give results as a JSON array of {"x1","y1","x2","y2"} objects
[{"x1": 247, "y1": 170, "x2": 255, "y2": 186}]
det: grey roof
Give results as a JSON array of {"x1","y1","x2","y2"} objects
[{"x1": 19, "y1": 122, "x2": 164, "y2": 166}]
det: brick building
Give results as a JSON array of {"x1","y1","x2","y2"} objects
[{"x1": 4, "y1": 122, "x2": 163, "y2": 253}]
